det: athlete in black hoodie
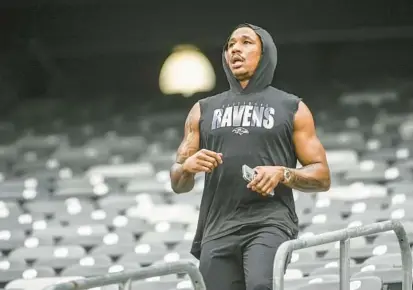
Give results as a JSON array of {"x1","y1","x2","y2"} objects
[{"x1": 170, "y1": 24, "x2": 331, "y2": 290}]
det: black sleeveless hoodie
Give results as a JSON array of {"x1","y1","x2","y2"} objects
[{"x1": 190, "y1": 24, "x2": 300, "y2": 259}]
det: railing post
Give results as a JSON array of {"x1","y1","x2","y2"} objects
[
  {"x1": 339, "y1": 239, "x2": 350, "y2": 290},
  {"x1": 273, "y1": 220, "x2": 412, "y2": 290},
  {"x1": 272, "y1": 241, "x2": 293, "y2": 290},
  {"x1": 391, "y1": 220, "x2": 412, "y2": 290}
]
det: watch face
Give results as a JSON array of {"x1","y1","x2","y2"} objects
[{"x1": 284, "y1": 169, "x2": 291, "y2": 180}]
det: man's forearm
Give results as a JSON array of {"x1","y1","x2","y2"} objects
[
  {"x1": 170, "y1": 163, "x2": 196, "y2": 194},
  {"x1": 283, "y1": 163, "x2": 331, "y2": 192}
]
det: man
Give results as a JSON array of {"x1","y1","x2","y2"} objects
[{"x1": 170, "y1": 23, "x2": 331, "y2": 290}]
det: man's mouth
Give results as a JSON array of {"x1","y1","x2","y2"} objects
[{"x1": 231, "y1": 56, "x2": 244, "y2": 68}]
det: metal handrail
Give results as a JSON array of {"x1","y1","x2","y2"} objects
[
  {"x1": 273, "y1": 220, "x2": 413, "y2": 290},
  {"x1": 45, "y1": 260, "x2": 205, "y2": 290}
]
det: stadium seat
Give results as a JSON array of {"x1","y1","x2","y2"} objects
[{"x1": 293, "y1": 276, "x2": 382, "y2": 290}]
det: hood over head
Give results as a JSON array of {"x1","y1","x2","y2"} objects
[{"x1": 222, "y1": 23, "x2": 277, "y2": 94}]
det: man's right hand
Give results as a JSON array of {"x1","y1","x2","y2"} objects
[{"x1": 182, "y1": 149, "x2": 223, "y2": 173}]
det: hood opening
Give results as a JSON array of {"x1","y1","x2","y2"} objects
[{"x1": 222, "y1": 23, "x2": 277, "y2": 95}]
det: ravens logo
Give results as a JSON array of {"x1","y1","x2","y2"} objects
[{"x1": 232, "y1": 127, "x2": 249, "y2": 135}]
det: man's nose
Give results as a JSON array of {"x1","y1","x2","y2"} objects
[{"x1": 231, "y1": 42, "x2": 242, "y2": 53}]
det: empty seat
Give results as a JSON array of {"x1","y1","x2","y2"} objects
[
  {"x1": 90, "y1": 242, "x2": 136, "y2": 258},
  {"x1": 5, "y1": 276, "x2": 116, "y2": 290},
  {"x1": 309, "y1": 265, "x2": 362, "y2": 276},
  {"x1": 319, "y1": 132, "x2": 365, "y2": 151},
  {"x1": 283, "y1": 274, "x2": 339, "y2": 290},
  {"x1": 0, "y1": 230, "x2": 26, "y2": 251},
  {"x1": 343, "y1": 161, "x2": 389, "y2": 183},
  {"x1": 117, "y1": 242, "x2": 168, "y2": 267},
  {"x1": 55, "y1": 209, "x2": 119, "y2": 226},
  {"x1": 294, "y1": 276, "x2": 382, "y2": 290},
  {"x1": 352, "y1": 267, "x2": 402, "y2": 286},
  {"x1": 86, "y1": 162, "x2": 154, "y2": 180},
  {"x1": 125, "y1": 178, "x2": 165, "y2": 194},
  {"x1": 24, "y1": 199, "x2": 95, "y2": 216},
  {"x1": 33, "y1": 224, "x2": 108, "y2": 242},
  {"x1": 58, "y1": 224, "x2": 109, "y2": 247},
  {"x1": 139, "y1": 230, "x2": 187, "y2": 246},
  {"x1": 52, "y1": 146, "x2": 111, "y2": 170},
  {"x1": 130, "y1": 280, "x2": 181, "y2": 290},
  {"x1": 60, "y1": 255, "x2": 112, "y2": 277},
  {"x1": 98, "y1": 194, "x2": 140, "y2": 212},
  {"x1": 111, "y1": 215, "x2": 153, "y2": 235},
  {"x1": 361, "y1": 253, "x2": 406, "y2": 268},
  {"x1": 0, "y1": 266, "x2": 55, "y2": 284},
  {"x1": 9, "y1": 245, "x2": 86, "y2": 265},
  {"x1": 287, "y1": 261, "x2": 339, "y2": 277}
]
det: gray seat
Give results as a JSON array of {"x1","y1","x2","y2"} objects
[
  {"x1": 5, "y1": 276, "x2": 114, "y2": 290},
  {"x1": 283, "y1": 274, "x2": 339, "y2": 290},
  {"x1": 86, "y1": 161, "x2": 154, "y2": 181},
  {"x1": 52, "y1": 146, "x2": 111, "y2": 170},
  {"x1": 24, "y1": 199, "x2": 94, "y2": 216},
  {"x1": 130, "y1": 280, "x2": 181, "y2": 290},
  {"x1": 55, "y1": 209, "x2": 119, "y2": 226},
  {"x1": 311, "y1": 198, "x2": 350, "y2": 216},
  {"x1": 111, "y1": 215, "x2": 153, "y2": 235},
  {"x1": 325, "y1": 150, "x2": 359, "y2": 174},
  {"x1": 125, "y1": 178, "x2": 165, "y2": 194},
  {"x1": 60, "y1": 255, "x2": 113, "y2": 277},
  {"x1": 139, "y1": 230, "x2": 187, "y2": 245},
  {"x1": 0, "y1": 258, "x2": 27, "y2": 270},
  {"x1": 323, "y1": 242, "x2": 400, "y2": 262},
  {"x1": 117, "y1": 242, "x2": 168, "y2": 267},
  {"x1": 309, "y1": 265, "x2": 362, "y2": 276},
  {"x1": 352, "y1": 267, "x2": 402, "y2": 285},
  {"x1": 346, "y1": 209, "x2": 391, "y2": 224},
  {"x1": 9, "y1": 245, "x2": 86, "y2": 265},
  {"x1": 294, "y1": 276, "x2": 382, "y2": 290},
  {"x1": 0, "y1": 266, "x2": 55, "y2": 283},
  {"x1": 118, "y1": 252, "x2": 166, "y2": 267},
  {"x1": 287, "y1": 261, "x2": 340, "y2": 277},
  {"x1": 0, "y1": 230, "x2": 26, "y2": 251},
  {"x1": 362, "y1": 148, "x2": 403, "y2": 163},
  {"x1": 98, "y1": 194, "x2": 140, "y2": 212},
  {"x1": 361, "y1": 253, "x2": 407, "y2": 268},
  {"x1": 90, "y1": 242, "x2": 136, "y2": 258},
  {"x1": 319, "y1": 132, "x2": 365, "y2": 151},
  {"x1": 15, "y1": 134, "x2": 63, "y2": 157},
  {"x1": 53, "y1": 224, "x2": 108, "y2": 245},
  {"x1": 0, "y1": 202, "x2": 23, "y2": 218},
  {"x1": 0, "y1": 212, "x2": 45, "y2": 232},
  {"x1": 343, "y1": 161, "x2": 389, "y2": 183}
]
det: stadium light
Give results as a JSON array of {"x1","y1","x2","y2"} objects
[{"x1": 159, "y1": 45, "x2": 216, "y2": 97}]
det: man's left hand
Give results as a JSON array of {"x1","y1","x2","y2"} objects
[{"x1": 247, "y1": 166, "x2": 284, "y2": 197}]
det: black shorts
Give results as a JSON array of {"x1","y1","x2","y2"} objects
[{"x1": 199, "y1": 225, "x2": 291, "y2": 290}]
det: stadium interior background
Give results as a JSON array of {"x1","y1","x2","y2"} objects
[{"x1": 0, "y1": 0, "x2": 413, "y2": 289}]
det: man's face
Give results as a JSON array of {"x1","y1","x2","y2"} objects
[{"x1": 225, "y1": 26, "x2": 262, "y2": 81}]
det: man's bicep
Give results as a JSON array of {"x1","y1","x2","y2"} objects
[
  {"x1": 175, "y1": 102, "x2": 201, "y2": 164},
  {"x1": 293, "y1": 102, "x2": 328, "y2": 166}
]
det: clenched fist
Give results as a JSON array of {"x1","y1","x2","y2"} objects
[{"x1": 182, "y1": 149, "x2": 223, "y2": 174}]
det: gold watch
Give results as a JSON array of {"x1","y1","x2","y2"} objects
[{"x1": 283, "y1": 167, "x2": 292, "y2": 183}]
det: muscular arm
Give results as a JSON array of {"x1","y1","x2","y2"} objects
[
  {"x1": 170, "y1": 102, "x2": 201, "y2": 194},
  {"x1": 283, "y1": 101, "x2": 331, "y2": 192}
]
